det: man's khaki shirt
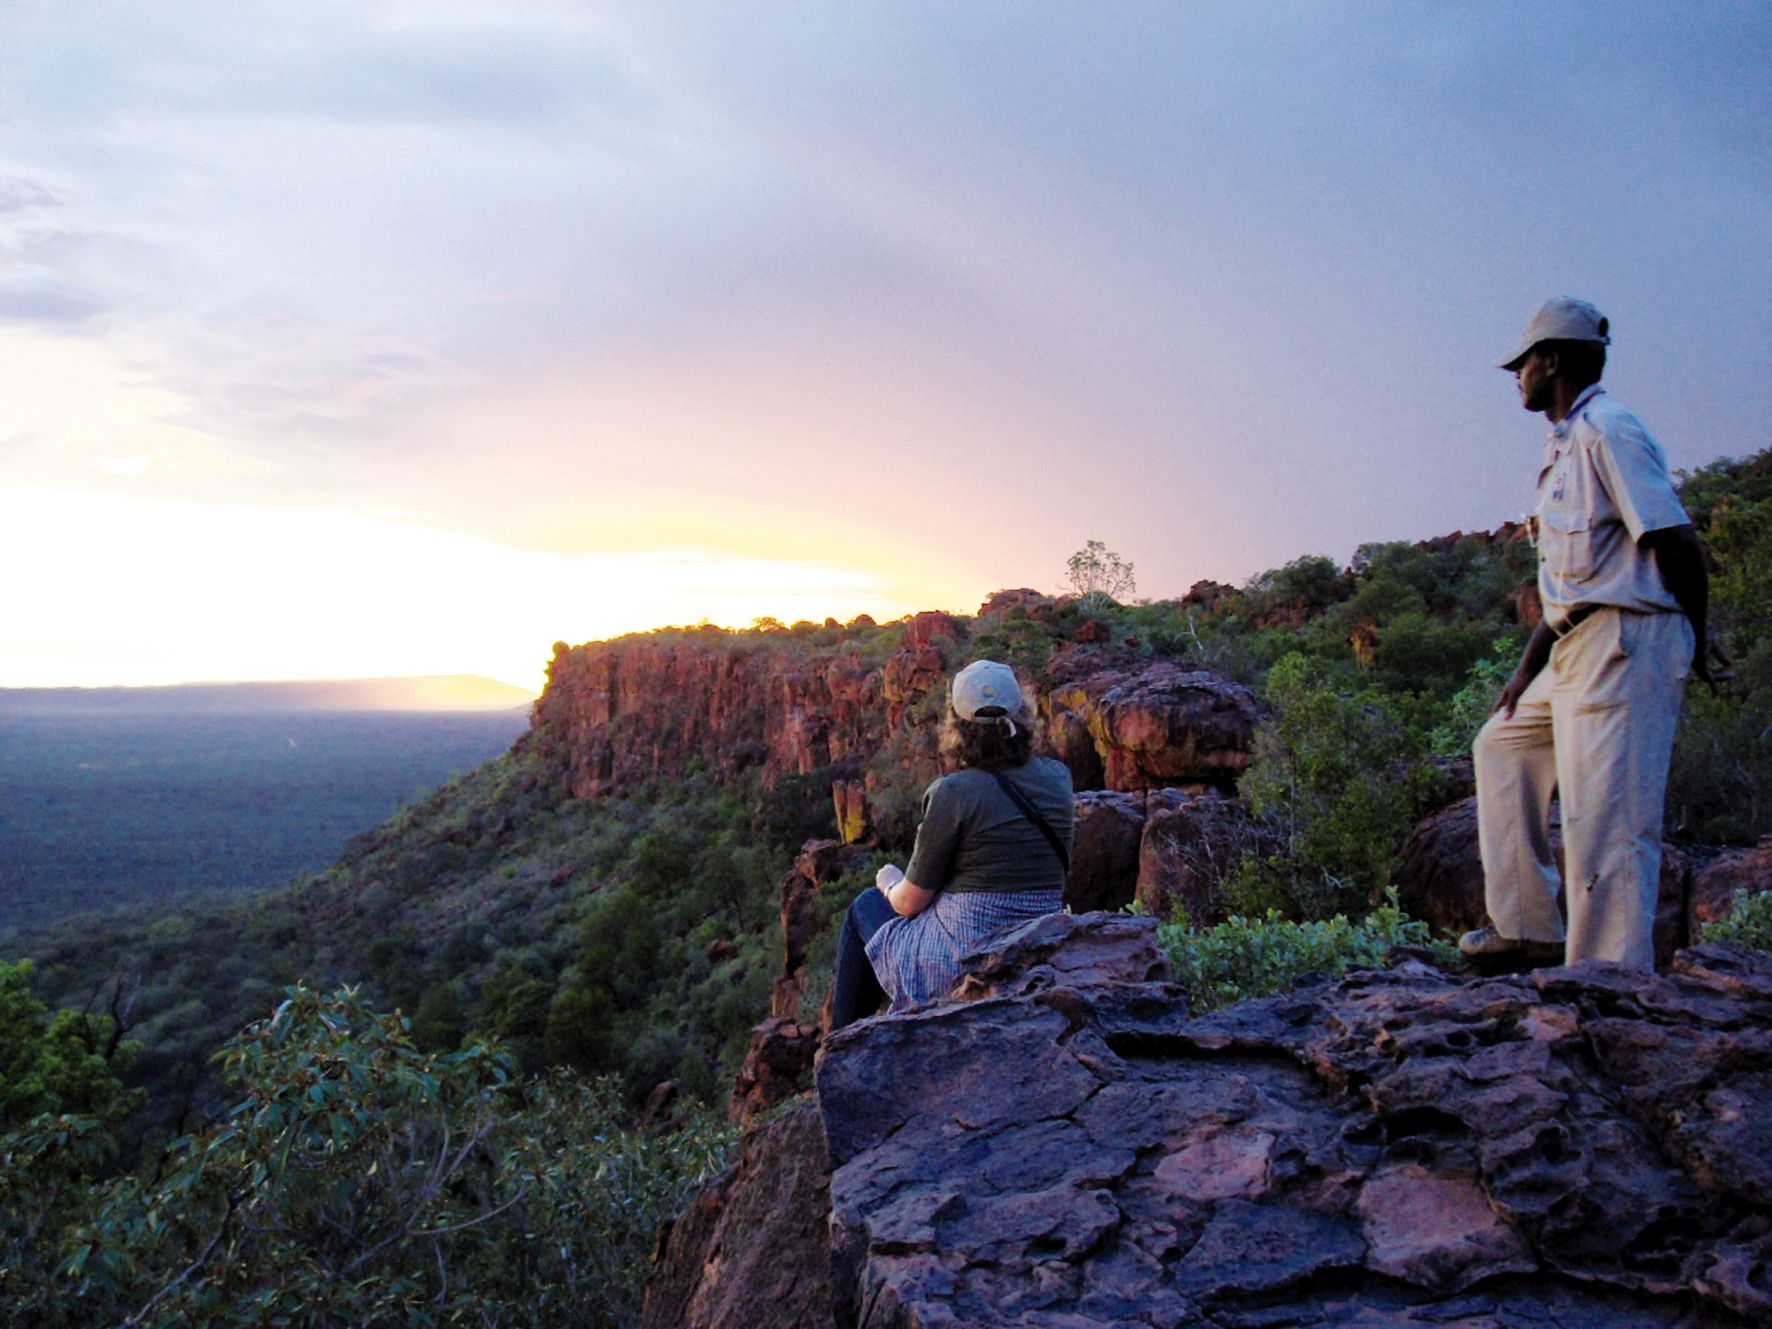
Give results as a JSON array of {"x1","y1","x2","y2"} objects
[{"x1": 1534, "y1": 386, "x2": 1688, "y2": 632}]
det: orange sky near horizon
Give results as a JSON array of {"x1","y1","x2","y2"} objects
[{"x1": 0, "y1": 483, "x2": 979, "y2": 695}]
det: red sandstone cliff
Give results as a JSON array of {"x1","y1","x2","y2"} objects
[{"x1": 525, "y1": 598, "x2": 1262, "y2": 829}]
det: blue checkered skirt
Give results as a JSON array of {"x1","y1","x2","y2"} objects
[{"x1": 864, "y1": 888, "x2": 1064, "y2": 1012}]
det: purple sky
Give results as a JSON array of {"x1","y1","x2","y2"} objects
[{"x1": 2, "y1": 2, "x2": 1768, "y2": 689}]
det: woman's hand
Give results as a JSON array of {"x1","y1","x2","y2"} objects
[{"x1": 876, "y1": 864, "x2": 936, "y2": 918}]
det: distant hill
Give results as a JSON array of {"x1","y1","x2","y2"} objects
[{"x1": 0, "y1": 675, "x2": 535, "y2": 716}]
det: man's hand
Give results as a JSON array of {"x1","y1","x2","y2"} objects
[
  {"x1": 1494, "y1": 621, "x2": 1555, "y2": 719},
  {"x1": 1693, "y1": 634, "x2": 1734, "y2": 692},
  {"x1": 876, "y1": 864, "x2": 905, "y2": 896},
  {"x1": 1495, "y1": 667, "x2": 1533, "y2": 719}
]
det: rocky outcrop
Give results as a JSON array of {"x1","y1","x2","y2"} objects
[
  {"x1": 1691, "y1": 839, "x2": 1772, "y2": 929},
  {"x1": 1133, "y1": 790, "x2": 1274, "y2": 923},
  {"x1": 1044, "y1": 661, "x2": 1260, "y2": 792},
  {"x1": 639, "y1": 1099, "x2": 833, "y2": 1329},
  {"x1": 531, "y1": 629, "x2": 892, "y2": 799},
  {"x1": 729, "y1": 1017, "x2": 820, "y2": 1126},
  {"x1": 772, "y1": 841, "x2": 867, "y2": 1022},
  {"x1": 1395, "y1": 794, "x2": 1707, "y2": 966},
  {"x1": 529, "y1": 608, "x2": 1262, "y2": 824},
  {"x1": 658, "y1": 914, "x2": 1772, "y2": 1327}
]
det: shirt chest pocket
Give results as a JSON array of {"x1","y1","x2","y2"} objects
[{"x1": 1539, "y1": 506, "x2": 1595, "y2": 581}]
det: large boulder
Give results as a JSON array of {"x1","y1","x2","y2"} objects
[
  {"x1": 949, "y1": 911, "x2": 1173, "y2": 1002},
  {"x1": 1394, "y1": 797, "x2": 1488, "y2": 936},
  {"x1": 811, "y1": 944, "x2": 1772, "y2": 1327},
  {"x1": 1396, "y1": 795, "x2": 1695, "y2": 966},
  {"x1": 1044, "y1": 661, "x2": 1260, "y2": 792},
  {"x1": 1063, "y1": 790, "x2": 1146, "y2": 913},
  {"x1": 1133, "y1": 790, "x2": 1272, "y2": 924},
  {"x1": 1066, "y1": 789, "x2": 1274, "y2": 921}
]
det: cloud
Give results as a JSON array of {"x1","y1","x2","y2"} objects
[
  {"x1": 0, "y1": 270, "x2": 107, "y2": 323},
  {"x1": 0, "y1": 178, "x2": 61, "y2": 213}
]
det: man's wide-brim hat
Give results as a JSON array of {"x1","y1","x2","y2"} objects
[{"x1": 1498, "y1": 296, "x2": 1610, "y2": 371}]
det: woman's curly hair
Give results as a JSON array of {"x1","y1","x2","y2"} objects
[{"x1": 939, "y1": 694, "x2": 1040, "y2": 772}]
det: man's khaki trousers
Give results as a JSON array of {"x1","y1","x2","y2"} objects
[{"x1": 1473, "y1": 608, "x2": 1691, "y2": 972}]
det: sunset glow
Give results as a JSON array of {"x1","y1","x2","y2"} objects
[
  {"x1": 2, "y1": 3, "x2": 1766, "y2": 694},
  {"x1": 1, "y1": 487, "x2": 962, "y2": 693}
]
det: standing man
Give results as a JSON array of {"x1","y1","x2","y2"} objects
[{"x1": 1459, "y1": 297, "x2": 1729, "y2": 972}]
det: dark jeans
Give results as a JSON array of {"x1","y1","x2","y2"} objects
[{"x1": 830, "y1": 887, "x2": 896, "y2": 1031}]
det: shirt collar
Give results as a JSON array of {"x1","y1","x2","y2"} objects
[{"x1": 1550, "y1": 384, "x2": 1605, "y2": 439}]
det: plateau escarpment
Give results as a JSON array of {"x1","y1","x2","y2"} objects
[{"x1": 526, "y1": 598, "x2": 1261, "y2": 822}]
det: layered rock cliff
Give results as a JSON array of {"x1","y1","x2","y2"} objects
[{"x1": 525, "y1": 598, "x2": 1262, "y2": 825}]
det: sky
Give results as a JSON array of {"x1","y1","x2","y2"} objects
[{"x1": 2, "y1": 2, "x2": 1768, "y2": 694}]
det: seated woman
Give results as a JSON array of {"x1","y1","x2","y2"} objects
[{"x1": 830, "y1": 659, "x2": 1073, "y2": 1030}]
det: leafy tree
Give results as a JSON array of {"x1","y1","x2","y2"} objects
[
  {"x1": 1065, "y1": 539, "x2": 1137, "y2": 607},
  {"x1": 0, "y1": 960, "x2": 133, "y2": 1129},
  {"x1": 1243, "y1": 554, "x2": 1344, "y2": 618},
  {"x1": 1668, "y1": 451, "x2": 1772, "y2": 841},
  {"x1": 0, "y1": 962, "x2": 138, "y2": 1328}
]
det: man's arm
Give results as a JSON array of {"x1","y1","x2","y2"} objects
[
  {"x1": 1642, "y1": 523, "x2": 1732, "y2": 688},
  {"x1": 1496, "y1": 620, "x2": 1555, "y2": 719}
]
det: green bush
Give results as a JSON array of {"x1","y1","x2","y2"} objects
[
  {"x1": 1700, "y1": 891, "x2": 1772, "y2": 955},
  {"x1": 1155, "y1": 891, "x2": 1451, "y2": 1013},
  {"x1": 1244, "y1": 554, "x2": 1345, "y2": 618},
  {"x1": 1228, "y1": 654, "x2": 1439, "y2": 919},
  {"x1": 1429, "y1": 644, "x2": 1517, "y2": 757},
  {"x1": 47, "y1": 985, "x2": 732, "y2": 1329}
]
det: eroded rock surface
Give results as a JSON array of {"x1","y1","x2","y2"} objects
[
  {"x1": 813, "y1": 934, "x2": 1772, "y2": 1327},
  {"x1": 949, "y1": 911, "x2": 1173, "y2": 1002}
]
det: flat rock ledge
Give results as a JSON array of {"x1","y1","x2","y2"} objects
[{"x1": 646, "y1": 916, "x2": 1772, "y2": 1329}]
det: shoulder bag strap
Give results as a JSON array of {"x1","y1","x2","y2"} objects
[{"x1": 989, "y1": 770, "x2": 1070, "y2": 873}]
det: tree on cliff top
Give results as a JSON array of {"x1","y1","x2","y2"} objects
[{"x1": 1065, "y1": 539, "x2": 1136, "y2": 608}]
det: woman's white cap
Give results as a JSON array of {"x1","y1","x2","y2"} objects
[
  {"x1": 1498, "y1": 296, "x2": 1610, "y2": 370},
  {"x1": 951, "y1": 659, "x2": 1023, "y2": 719}
]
